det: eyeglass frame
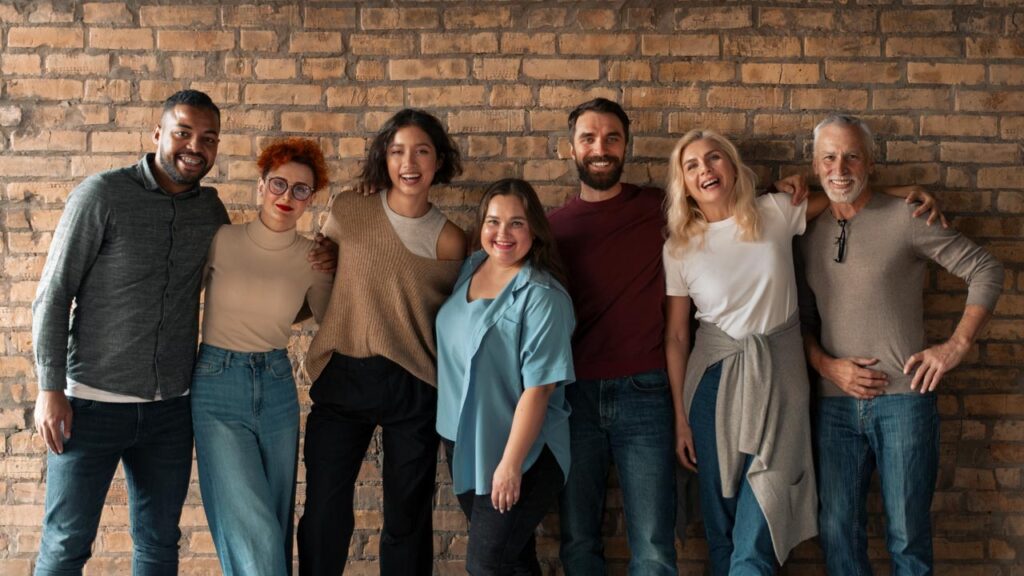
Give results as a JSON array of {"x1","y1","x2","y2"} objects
[
  {"x1": 834, "y1": 218, "x2": 848, "y2": 263},
  {"x1": 265, "y1": 176, "x2": 314, "y2": 201}
]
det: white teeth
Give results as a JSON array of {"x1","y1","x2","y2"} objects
[{"x1": 702, "y1": 178, "x2": 719, "y2": 189}]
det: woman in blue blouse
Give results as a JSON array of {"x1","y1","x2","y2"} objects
[{"x1": 436, "y1": 178, "x2": 575, "y2": 575}]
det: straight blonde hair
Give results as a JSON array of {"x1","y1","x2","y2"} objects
[{"x1": 664, "y1": 129, "x2": 761, "y2": 255}]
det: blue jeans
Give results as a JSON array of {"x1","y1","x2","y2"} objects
[
  {"x1": 815, "y1": 394, "x2": 939, "y2": 576},
  {"x1": 558, "y1": 369, "x2": 677, "y2": 576},
  {"x1": 689, "y1": 362, "x2": 775, "y2": 576},
  {"x1": 35, "y1": 395, "x2": 192, "y2": 576},
  {"x1": 192, "y1": 344, "x2": 300, "y2": 576}
]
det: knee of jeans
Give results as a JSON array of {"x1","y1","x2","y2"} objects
[
  {"x1": 132, "y1": 540, "x2": 180, "y2": 563},
  {"x1": 37, "y1": 534, "x2": 93, "y2": 570}
]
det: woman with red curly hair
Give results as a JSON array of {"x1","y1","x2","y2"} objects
[{"x1": 191, "y1": 137, "x2": 333, "y2": 576}]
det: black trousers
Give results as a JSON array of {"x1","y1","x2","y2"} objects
[
  {"x1": 298, "y1": 353, "x2": 439, "y2": 576},
  {"x1": 444, "y1": 441, "x2": 564, "y2": 576}
]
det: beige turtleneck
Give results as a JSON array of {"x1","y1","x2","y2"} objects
[{"x1": 201, "y1": 219, "x2": 333, "y2": 352}]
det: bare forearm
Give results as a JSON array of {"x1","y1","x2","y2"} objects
[
  {"x1": 803, "y1": 331, "x2": 833, "y2": 375},
  {"x1": 665, "y1": 333, "x2": 690, "y2": 424},
  {"x1": 949, "y1": 304, "x2": 991, "y2": 353},
  {"x1": 500, "y1": 385, "x2": 555, "y2": 470}
]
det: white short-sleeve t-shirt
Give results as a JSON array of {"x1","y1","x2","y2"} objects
[{"x1": 663, "y1": 193, "x2": 808, "y2": 340}]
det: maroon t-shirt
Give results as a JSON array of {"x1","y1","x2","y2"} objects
[{"x1": 549, "y1": 183, "x2": 666, "y2": 380}]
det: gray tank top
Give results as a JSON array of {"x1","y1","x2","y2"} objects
[{"x1": 381, "y1": 190, "x2": 448, "y2": 259}]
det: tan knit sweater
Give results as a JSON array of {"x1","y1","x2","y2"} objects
[{"x1": 304, "y1": 192, "x2": 462, "y2": 387}]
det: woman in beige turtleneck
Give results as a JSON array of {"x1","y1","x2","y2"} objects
[{"x1": 191, "y1": 138, "x2": 332, "y2": 576}]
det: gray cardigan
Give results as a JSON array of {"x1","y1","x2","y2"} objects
[{"x1": 683, "y1": 314, "x2": 818, "y2": 564}]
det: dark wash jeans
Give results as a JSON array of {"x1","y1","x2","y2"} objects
[
  {"x1": 443, "y1": 441, "x2": 563, "y2": 576},
  {"x1": 35, "y1": 395, "x2": 193, "y2": 576},
  {"x1": 298, "y1": 353, "x2": 438, "y2": 576},
  {"x1": 558, "y1": 369, "x2": 677, "y2": 576},
  {"x1": 815, "y1": 393, "x2": 939, "y2": 576}
]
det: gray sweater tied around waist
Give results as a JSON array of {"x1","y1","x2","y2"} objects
[{"x1": 684, "y1": 313, "x2": 818, "y2": 564}]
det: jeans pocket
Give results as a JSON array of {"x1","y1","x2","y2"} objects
[
  {"x1": 193, "y1": 359, "x2": 224, "y2": 377},
  {"x1": 268, "y1": 355, "x2": 295, "y2": 380},
  {"x1": 628, "y1": 370, "x2": 668, "y2": 392}
]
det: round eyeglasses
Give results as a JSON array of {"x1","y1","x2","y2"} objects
[{"x1": 266, "y1": 176, "x2": 313, "y2": 201}]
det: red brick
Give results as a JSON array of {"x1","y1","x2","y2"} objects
[
  {"x1": 407, "y1": 86, "x2": 485, "y2": 107},
  {"x1": 289, "y1": 31, "x2": 342, "y2": 53},
  {"x1": 608, "y1": 61, "x2": 652, "y2": 82},
  {"x1": 921, "y1": 115, "x2": 998, "y2": 137},
  {"x1": 139, "y1": 6, "x2": 217, "y2": 27},
  {"x1": 523, "y1": 160, "x2": 571, "y2": 182},
  {"x1": 82, "y1": 3, "x2": 132, "y2": 24},
  {"x1": 886, "y1": 37, "x2": 962, "y2": 58},
  {"x1": 89, "y1": 28, "x2": 154, "y2": 50},
  {"x1": 792, "y1": 88, "x2": 869, "y2": 110},
  {"x1": 558, "y1": 34, "x2": 636, "y2": 56},
  {"x1": 641, "y1": 34, "x2": 719, "y2": 56},
  {"x1": 759, "y1": 8, "x2": 836, "y2": 31},
  {"x1": 253, "y1": 58, "x2": 297, "y2": 80},
  {"x1": 578, "y1": 9, "x2": 618, "y2": 31},
  {"x1": 824, "y1": 61, "x2": 901, "y2": 84},
  {"x1": 881, "y1": 10, "x2": 954, "y2": 33},
  {"x1": 421, "y1": 33, "x2": 498, "y2": 54},
  {"x1": 189, "y1": 82, "x2": 240, "y2": 105},
  {"x1": 958, "y1": 90, "x2": 1024, "y2": 112},
  {"x1": 724, "y1": 36, "x2": 801, "y2": 58},
  {"x1": 280, "y1": 112, "x2": 357, "y2": 134},
  {"x1": 676, "y1": 6, "x2": 752, "y2": 30},
  {"x1": 472, "y1": 58, "x2": 520, "y2": 81},
  {"x1": 523, "y1": 59, "x2": 599, "y2": 81},
  {"x1": 303, "y1": 7, "x2": 356, "y2": 29},
  {"x1": 624, "y1": 87, "x2": 701, "y2": 109},
  {"x1": 940, "y1": 143, "x2": 1019, "y2": 164},
  {"x1": 354, "y1": 61, "x2": 386, "y2": 82},
  {"x1": 443, "y1": 7, "x2": 511, "y2": 29},
  {"x1": 302, "y1": 58, "x2": 346, "y2": 80},
  {"x1": 11, "y1": 130, "x2": 86, "y2": 152},
  {"x1": 887, "y1": 141, "x2": 937, "y2": 163},
  {"x1": 741, "y1": 63, "x2": 818, "y2": 85},
  {"x1": 991, "y1": 65, "x2": 1024, "y2": 86},
  {"x1": 361, "y1": 8, "x2": 437, "y2": 30},
  {"x1": 447, "y1": 110, "x2": 525, "y2": 134},
  {"x1": 1002, "y1": 116, "x2": 1024, "y2": 140},
  {"x1": 707, "y1": 86, "x2": 785, "y2": 110},
  {"x1": 500, "y1": 33, "x2": 556, "y2": 55},
  {"x1": 240, "y1": 30, "x2": 278, "y2": 52},
  {"x1": 526, "y1": 8, "x2": 567, "y2": 29},
  {"x1": 170, "y1": 56, "x2": 206, "y2": 79},
  {"x1": 538, "y1": 86, "x2": 618, "y2": 109},
  {"x1": 6, "y1": 79, "x2": 83, "y2": 100},
  {"x1": 390, "y1": 58, "x2": 467, "y2": 81},
  {"x1": 908, "y1": 63, "x2": 986, "y2": 85},
  {"x1": 223, "y1": 5, "x2": 299, "y2": 28},
  {"x1": 2, "y1": 54, "x2": 42, "y2": 76},
  {"x1": 660, "y1": 61, "x2": 734, "y2": 83},
  {"x1": 349, "y1": 34, "x2": 415, "y2": 56},
  {"x1": 672, "y1": 112, "x2": 747, "y2": 135},
  {"x1": 157, "y1": 31, "x2": 234, "y2": 52},
  {"x1": 244, "y1": 84, "x2": 321, "y2": 106},
  {"x1": 805, "y1": 36, "x2": 880, "y2": 57},
  {"x1": 7, "y1": 26, "x2": 83, "y2": 48},
  {"x1": 978, "y1": 167, "x2": 1024, "y2": 189},
  {"x1": 966, "y1": 37, "x2": 1024, "y2": 59},
  {"x1": 873, "y1": 88, "x2": 951, "y2": 111}
]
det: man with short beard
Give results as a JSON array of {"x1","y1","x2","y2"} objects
[
  {"x1": 32, "y1": 90, "x2": 228, "y2": 576},
  {"x1": 798, "y1": 114, "x2": 1003, "y2": 575}
]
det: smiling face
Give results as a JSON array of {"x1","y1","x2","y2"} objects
[
  {"x1": 152, "y1": 104, "x2": 220, "y2": 194},
  {"x1": 814, "y1": 123, "x2": 874, "y2": 205},
  {"x1": 386, "y1": 125, "x2": 440, "y2": 199},
  {"x1": 258, "y1": 161, "x2": 314, "y2": 232},
  {"x1": 570, "y1": 111, "x2": 627, "y2": 192},
  {"x1": 680, "y1": 138, "x2": 737, "y2": 217},
  {"x1": 480, "y1": 193, "x2": 533, "y2": 270}
]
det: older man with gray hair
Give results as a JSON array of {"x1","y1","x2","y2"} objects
[{"x1": 797, "y1": 114, "x2": 1004, "y2": 575}]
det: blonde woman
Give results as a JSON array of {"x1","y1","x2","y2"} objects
[{"x1": 662, "y1": 129, "x2": 936, "y2": 575}]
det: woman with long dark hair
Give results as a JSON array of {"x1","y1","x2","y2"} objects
[
  {"x1": 435, "y1": 178, "x2": 575, "y2": 575},
  {"x1": 297, "y1": 109, "x2": 466, "y2": 576}
]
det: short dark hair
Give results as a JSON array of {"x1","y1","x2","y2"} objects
[
  {"x1": 359, "y1": 109, "x2": 462, "y2": 190},
  {"x1": 567, "y1": 98, "x2": 630, "y2": 143},
  {"x1": 472, "y1": 178, "x2": 569, "y2": 290},
  {"x1": 162, "y1": 89, "x2": 220, "y2": 120}
]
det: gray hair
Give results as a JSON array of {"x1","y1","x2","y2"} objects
[{"x1": 812, "y1": 114, "x2": 874, "y2": 162}]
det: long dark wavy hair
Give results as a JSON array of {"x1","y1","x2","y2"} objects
[
  {"x1": 358, "y1": 108, "x2": 463, "y2": 191},
  {"x1": 473, "y1": 178, "x2": 569, "y2": 290}
]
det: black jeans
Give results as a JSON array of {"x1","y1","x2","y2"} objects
[
  {"x1": 298, "y1": 353, "x2": 439, "y2": 576},
  {"x1": 444, "y1": 441, "x2": 564, "y2": 576}
]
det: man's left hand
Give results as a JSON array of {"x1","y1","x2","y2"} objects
[
  {"x1": 308, "y1": 233, "x2": 338, "y2": 274},
  {"x1": 901, "y1": 186, "x2": 950, "y2": 228},
  {"x1": 903, "y1": 337, "x2": 970, "y2": 393},
  {"x1": 772, "y1": 173, "x2": 809, "y2": 205}
]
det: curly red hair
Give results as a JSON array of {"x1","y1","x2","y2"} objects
[{"x1": 256, "y1": 137, "x2": 330, "y2": 193}]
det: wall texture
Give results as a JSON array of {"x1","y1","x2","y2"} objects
[{"x1": 1, "y1": 1, "x2": 1022, "y2": 574}]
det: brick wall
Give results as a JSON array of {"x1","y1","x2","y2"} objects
[{"x1": 1, "y1": 1, "x2": 1022, "y2": 574}]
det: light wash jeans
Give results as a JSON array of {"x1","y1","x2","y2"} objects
[
  {"x1": 815, "y1": 393, "x2": 939, "y2": 576},
  {"x1": 558, "y1": 369, "x2": 677, "y2": 576},
  {"x1": 191, "y1": 344, "x2": 300, "y2": 576},
  {"x1": 35, "y1": 396, "x2": 192, "y2": 576},
  {"x1": 689, "y1": 361, "x2": 775, "y2": 576}
]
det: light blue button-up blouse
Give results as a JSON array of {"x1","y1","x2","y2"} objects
[{"x1": 436, "y1": 250, "x2": 576, "y2": 495}]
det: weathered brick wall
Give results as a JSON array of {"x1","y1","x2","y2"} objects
[{"x1": 1, "y1": 1, "x2": 1021, "y2": 574}]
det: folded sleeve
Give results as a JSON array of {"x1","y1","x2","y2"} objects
[{"x1": 519, "y1": 287, "x2": 576, "y2": 389}]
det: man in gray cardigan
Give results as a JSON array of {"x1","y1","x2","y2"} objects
[
  {"x1": 797, "y1": 114, "x2": 1004, "y2": 575},
  {"x1": 31, "y1": 90, "x2": 228, "y2": 575}
]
